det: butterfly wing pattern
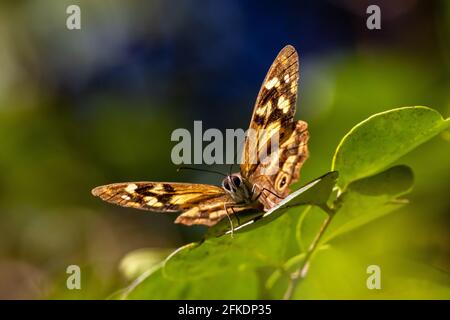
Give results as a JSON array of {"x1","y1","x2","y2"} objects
[
  {"x1": 92, "y1": 45, "x2": 309, "y2": 227},
  {"x1": 240, "y1": 45, "x2": 309, "y2": 210},
  {"x1": 92, "y1": 182, "x2": 249, "y2": 226}
]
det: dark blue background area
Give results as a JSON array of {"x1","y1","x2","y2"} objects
[{"x1": 55, "y1": 0, "x2": 357, "y2": 122}]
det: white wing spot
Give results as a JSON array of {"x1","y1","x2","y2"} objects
[
  {"x1": 152, "y1": 184, "x2": 165, "y2": 191},
  {"x1": 284, "y1": 74, "x2": 290, "y2": 83},
  {"x1": 144, "y1": 196, "x2": 161, "y2": 207},
  {"x1": 256, "y1": 101, "x2": 272, "y2": 116},
  {"x1": 256, "y1": 103, "x2": 266, "y2": 116},
  {"x1": 121, "y1": 195, "x2": 131, "y2": 200},
  {"x1": 277, "y1": 96, "x2": 290, "y2": 113},
  {"x1": 264, "y1": 77, "x2": 279, "y2": 90},
  {"x1": 265, "y1": 101, "x2": 272, "y2": 114},
  {"x1": 125, "y1": 183, "x2": 138, "y2": 194}
]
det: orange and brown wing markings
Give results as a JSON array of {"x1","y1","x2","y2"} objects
[
  {"x1": 241, "y1": 45, "x2": 300, "y2": 179},
  {"x1": 92, "y1": 182, "x2": 227, "y2": 213},
  {"x1": 250, "y1": 47, "x2": 299, "y2": 129},
  {"x1": 92, "y1": 181, "x2": 253, "y2": 226},
  {"x1": 174, "y1": 195, "x2": 253, "y2": 227},
  {"x1": 249, "y1": 120, "x2": 309, "y2": 210}
]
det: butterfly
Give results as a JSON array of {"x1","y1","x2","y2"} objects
[{"x1": 92, "y1": 45, "x2": 309, "y2": 227}]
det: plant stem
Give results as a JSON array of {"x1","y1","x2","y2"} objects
[{"x1": 283, "y1": 207, "x2": 335, "y2": 300}]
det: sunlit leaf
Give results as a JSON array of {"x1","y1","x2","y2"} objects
[
  {"x1": 299, "y1": 166, "x2": 414, "y2": 249},
  {"x1": 323, "y1": 165, "x2": 413, "y2": 243},
  {"x1": 125, "y1": 265, "x2": 259, "y2": 299},
  {"x1": 164, "y1": 213, "x2": 293, "y2": 280},
  {"x1": 332, "y1": 106, "x2": 449, "y2": 189}
]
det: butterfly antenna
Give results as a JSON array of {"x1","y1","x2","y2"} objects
[
  {"x1": 177, "y1": 166, "x2": 227, "y2": 177},
  {"x1": 228, "y1": 164, "x2": 233, "y2": 176},
  {"x1": 228, "y1": 144, "x2": 238, "y2": 176}
]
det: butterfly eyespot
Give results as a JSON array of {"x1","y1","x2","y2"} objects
[
  {"x1": 232, "y1": 176, "x2": 241, "y2": 187},
  {"x1": 279, "y1": 176, "x2": 287, "y2": 189}
]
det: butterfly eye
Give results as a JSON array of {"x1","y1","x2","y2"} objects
[
  {"x1": 223, "y1": 181, "x2": 231, "y2": 191},
  {"x1": 232, "y1": 176, "x2": 241, "y2": 187}
]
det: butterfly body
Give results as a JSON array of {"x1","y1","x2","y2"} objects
[
  {"x1": 92, "y1": 45, "x2": 309, "y2": 227},
  {"x1": 221, "y1": 174, "x2": 255, "y2": 205}
]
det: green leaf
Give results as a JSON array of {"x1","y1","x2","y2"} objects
[
  {"x1": 332, "y1": 106, "x2": 449, "y2": 189},
  {"x1": 277, "y1": 171, "x2": 338, "y2": 210},
  {"x1": 164, "y1": 212, "x2": 294, "y2": 280},
  {"x1": 265, "y1": 245, "x2": 330, "y2": 295},
  {"x1": 124, "y1": 265, "x2": 259, "y2": 299},
  {"x1": 323, "y1": 165, "x2": 413, "y2": 243},
  {"x1": 297, "y1": 206, "x2": 329, "y2": 251},
  {"x1": 298, "y1": 165, "x2": 413, "y2": 250}
]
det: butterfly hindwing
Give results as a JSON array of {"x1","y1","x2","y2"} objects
[{"x1": 249, "y1": 121, "x2": 309, "y2": 209}]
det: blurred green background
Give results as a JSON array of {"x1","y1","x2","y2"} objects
[{"x1": 0, "y1": 0, "x2": 448, "y2": 299}]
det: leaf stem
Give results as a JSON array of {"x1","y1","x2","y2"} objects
[{"x1": 283, "y1": 207, "x2": 335, "y2": 300}]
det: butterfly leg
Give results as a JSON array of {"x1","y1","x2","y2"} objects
[
  {"x1": 235, "y1": 212, "x2": 241, "y2": 226},
  {"x1": 252, "y1": 183, "x2": 283, "y2": 201},
  {"x1": 223, "y1": 203, "x2": 236, "y2": 238},
  {"x1": 223, "y1": 203, "x2": 251, "y2": 237}
]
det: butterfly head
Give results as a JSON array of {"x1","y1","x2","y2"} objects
[{"x1": 222, "y1": 173, "x2": 252, "y2": 204}]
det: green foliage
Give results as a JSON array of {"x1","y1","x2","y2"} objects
[
  {"x1": 299, "y1": 165, "x2": 414, "y2": 249},
  {"x1": 126, "y1": 267, "x2": 259, "y2": 300},
  {"x1": 332, "y1": 106, "x2": 450, "y2": 189},
  {"x1": 118, "y1": 107, "x2": 449, "y2": 299}
]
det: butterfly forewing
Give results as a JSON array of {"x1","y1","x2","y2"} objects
[
  {"x1": 91, "y1": 182, "x2": 250, "y2": 226},
  {"x1": 241, "y1": 45, "x2": 300, "y2": 177},
  {"x1": 240, "y1": 45, "x2": 309, "y2": 209},
  {"x1": 249, "y1": 45, "x2": 299, "y2": 131}
]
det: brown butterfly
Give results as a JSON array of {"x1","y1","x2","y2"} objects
[{"x1": 92, "y1": 45, "x2": 309, "y2": 227}]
